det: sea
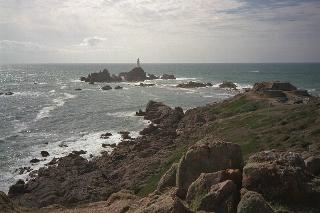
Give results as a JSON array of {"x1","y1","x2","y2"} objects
[{"x1": 1, "y1": 63, "x2": 320, "y2": 192}]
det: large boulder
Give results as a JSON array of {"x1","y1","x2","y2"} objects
[
  {"x1": 176, "y1": 140, "x2": 243, "y2": 198},
  {"x1": 134, "y1": 188, "x2": 192, "y2": 213},
  {"x1": 186, "y1": 169, "x2": 242, "y2": 206},
  {"x1": 187, "y1": 177, "x2": 238, "y2": 213},
  {"x1": 242, "y1": 150, "x2": 310, "y2": 202},
  {"x1": 157, "y1": 163, "x2": 178, "y2": 192},
  {"x1": 8, "y1": 180, "x2": 26, "y2": 197},
  {"x1": 305, "y1": 156, "x2": 320, "y2": 176},
  {"x1": 237, "y1": 190, "x2": 274, "y2": 213},
  {"x1": 144, "y1": 101, "x2": 184, "y2": 129}
]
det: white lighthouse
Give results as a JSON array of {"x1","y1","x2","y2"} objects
[{"x1": 137, "y1": 58, "x2": 140, "y2": 67}]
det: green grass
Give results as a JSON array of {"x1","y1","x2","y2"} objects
[{"x1": 136, "y1": 145, "x2": 188, "y2": 197}]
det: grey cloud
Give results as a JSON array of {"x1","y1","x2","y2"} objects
[{"x1": 79, "y1": 37, "x2": 106, "y2": 47}]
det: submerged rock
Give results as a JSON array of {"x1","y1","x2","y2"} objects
[
  {"x1": 100, "y1": 132, "x2": 112, "y2": 139},
  {"x1": 135, "y1": 109, "x2": 146, "y2": 116},
  {"x1": 102, "y1": 85, "x2": 112, "y2": 90},
  {"x1": 72, "y1": 150, "x2": 87, "y2": 155},
  {"x1": 74, "y1": 88, "x2": 82, "y2": 91},
  {"x1": 114, "y1": 85, "x2": 123, "y2": 89},
  {"x1": 138, "y1": 83, "x2": 155, "y2": 87}
]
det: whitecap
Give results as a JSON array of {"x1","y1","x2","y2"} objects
[
  {"x1": 249, "y1": 70, "x2": 260, "y2": 73},
  {"x1": 106, "y1": 111, "x2": 136, "y2": 118},
  {"x1": 35, "y1": 93, "x2": 77, "y2": 121},
  {"x1": 175, "y1": 77, "x2": 198, "y2": 81}
]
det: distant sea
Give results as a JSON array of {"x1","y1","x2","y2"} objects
[{"x1": 1, "y1": 63, "x2": 319, "y2": 192}]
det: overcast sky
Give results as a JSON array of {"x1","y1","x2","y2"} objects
[{"x1": 0, "y1": 0, "x2": 320, "y2": 63}]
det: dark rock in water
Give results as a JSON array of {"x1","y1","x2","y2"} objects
[
  {"x1": 114, "y1": 85, "x2": 123, "y2": 89},
  {"x1": 102, "y1": 85, "x2": 112, "y2": 90},
  {"x1": 119, "y1": 67, "x2": 147, "y2": 82},
  {"x1": 41, "y1": 151, "x2": 50, "y2": 157},
  {"x1": 16, "y1": 167, "x2": 32, "y2": 175},
  {"x1": 59, "y1": 144, "x2": 68, "y2": 148},
  {"x1": 72, "y1": 150, "x2": 87, "y2": 155},
  {"x1": 135, "y1": 109, "x2": 146, "y2": 116},
  {"x1": 100, "y1": 132, "x2": 112, "y2": 139},
  {"x1": 147, "y1": 74, "x2": 159, "y2": 80},
  {"x1": 206, "y1": 82, "x2": 213, "y2": 86},
  {"x1": 119, "y1": 131, "x2": 131, "y2": 140},
  {"x1": 89, "y1": 81, "x2": 94, "y2": 85},
  {"x1": 138, "y1": 83, "x2": 155, "y2": 87},
  {"x1": 84, "y1": 69, "x2": 113, "y2": 83},
  {"x1": 219, "y1": 81, "x2": 237, "y2": 89},
  {"x1": 0, "y1": 191, "x2": 18, "y2": 212},
  {"x1": 80, "y1": 76, "x2": 86, "y2": 81},
  {"x1": 161, "y1": 74, "x2": 176, "y2": 79},
  {"x1": 102, "y1": 143, "x2": 117, "y2": 148},
  {"x1": 237, "y1": 190, "x2": 274, "y2": 213},
  {"x1": 5, "y1": 92, "x2": 14, "y2": 95},
  {"x1": 8, "y1": 180, "x2": 26, "y2": 197},
  {"x1": 177, "y1": 81, "x2": 208, "y2": 88},
  {"x1": 74, "y1": 88, "x2": 82, "y2": 91},
  {"x1": 0, "y1": 92, "x2": 3, "y2": 95},
  {"x1": 30, "y1": 158, "x2": 40, "y2": 164}
]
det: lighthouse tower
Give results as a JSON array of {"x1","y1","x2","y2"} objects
[{"x1": 137, "y1": 58, "x2": 140, "y2": 67}]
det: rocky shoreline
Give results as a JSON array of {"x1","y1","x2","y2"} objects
[{"x1": 1, "y1": 81, "x2": 320, "y2": 213}]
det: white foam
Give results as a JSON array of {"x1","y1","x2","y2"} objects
[
  {"x1": 35, "y1": 93, "x2": 77, "y2": 121},
  {"x1": 70, "y1": 79, "x2": 81, "y2": 83},
  {"x1": 106, "y1": 111, "x2": 136, "y2": 118},
  {"x1": 60, "y1": 85, "x2": 67, "y2": 89},
  {"x1": 175, "y1": 77, "x2": 198, "y2": 81},
  {"x1": 249, "y1": 70, "x2": 260, "y2": 73}
]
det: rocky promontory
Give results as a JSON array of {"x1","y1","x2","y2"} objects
[
  {"x1": 80, "y1": 67, "x2": 176, "y2": 83},
  {"x1": 2, "y1": 81, "x2": 320, "y2": 212}
]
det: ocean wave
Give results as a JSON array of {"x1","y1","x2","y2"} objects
[
  {"x1": 70, "y1": 79, "x2": 81, "y2": 83},
  {"x1": 175, "y1": 77, "x2": 198, "y2": 81},
  {"x1": 12, "y1": 91, "x2": 43, "y2": 97},
  {"x1": 106, "y1": 111, "x2": 136, "y2": 118},
  {"x1": 35, "y1": 93, "x2": 77, "y2": 120},
  {"x1": 249, "y1": 70, "x2": 260, "y2": 73}
]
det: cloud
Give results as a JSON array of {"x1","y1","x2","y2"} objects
[
  {"x1": 0, "y1": 0, "x2": 320, "y2": 62},
  {"x1": 79, "y1": 36, "x2": 106, "y2": 47}
]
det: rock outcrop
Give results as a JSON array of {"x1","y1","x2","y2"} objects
[
  {"x1": 0, "y1": 191, "x2": 19, "y2": 213},
  {"x1": 242, "y1": 150, "x2": 317, "y2": 202},
  {"x1": 119, "y1": 67, "x2": 147, "y2": 82},
  {"x1": 237, "y1": 190, "x2": 274, "y2": 213},
  {"x1": 176, "y1": 139, "x2": 243, "y2": 198},
  {"x1": 177, "y1": 81, "x2": 211, "y2": 88},
  {"x1": 219, "y1": 81, "x2": 237, "y2": 89},
  {"x1": 161, "y1": 74, "x2": 176, "y2": 79}
]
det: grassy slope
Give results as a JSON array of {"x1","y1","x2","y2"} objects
[{"x1": 137, "y1": 93, "x2": 320, "y2": 196}]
